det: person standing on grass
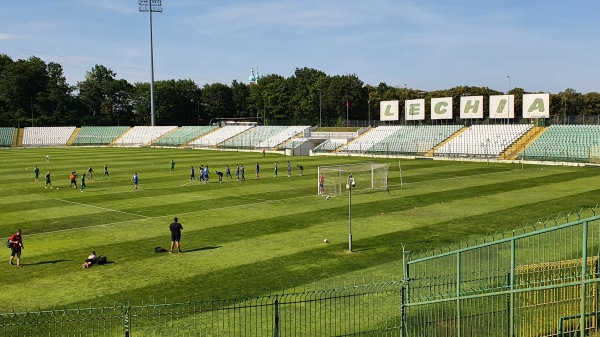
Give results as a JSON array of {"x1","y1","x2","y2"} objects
[
  {"x1": 236, "y1": 164, "x2": 240, "y2": 181},
  {"x1": 169, "y1": 217, "x2": 183, "y2": 254},
  {"x1": 103, "y1": 164, "x2": 110, "y2": 179},
  {"x1": 226, "y1": 165, "x2": 232, "y2": 179},
  {"x1": 131, "y1": 172, "x2": 140, "y2": 190},
  {"x1": 80, "y1": 173, "x2": 86, "y2": 192},
  {"x1": 255, "y1": 162, "x2": 260, "y2": 180},
  {"x1": 169, "y1": 159, "x2": 175, "y2": 173},
  {"x1": 69, "y1": 171, "x2": 78, "y2": 189},
  {"x1": 45, "y1": 171, "x2": 52, "y2": 189},
  {"x1": 8, "y1": 229, "x2": 23, "y2": 267},
  {"x1": 34, "y1": 165, "x2": 40, "y2": 182},
  {"x1": 190, "y1": 166, "x2": 195, "y2": 181},
  {"x1": 87, "y1": 166, "x2": 94, "y2": 180},
  {"x1": 287, "y1": 161, "x2": 292, "y2": 177},
  {"x1": 199, "y1": 165, "x2": 205, "y2": 183},
  {"x1": 273, "y1": 161, "x2": 278, "y2": 177},
  {"x1": 241, "y1": 164, "x2": 245, "y2": 181},
  {"x1": 319, "y1": 173, "x2": 325, "y2": 195}
]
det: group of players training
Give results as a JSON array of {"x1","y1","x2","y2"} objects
[{"x1": 184, "y1": 160, "x2": 304, "y2": 183}]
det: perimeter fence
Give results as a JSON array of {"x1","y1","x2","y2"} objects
[
  {"x1": 5, "y1": 208, "x2": 600, "y2": 336},
  {"x1": 0, "y1": 281, "x2": 403, "y2": 336},
  {"x1": 404, "y1": 206, "x2": 600, "y2": 337}
]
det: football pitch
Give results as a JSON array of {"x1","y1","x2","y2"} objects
[{"x1": 1, "y1": 147, "x2": 600, "y2": 312}]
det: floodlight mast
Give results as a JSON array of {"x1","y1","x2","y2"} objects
[{"x1": 139, "y1": 0, "x2": 162, "y2": 126}]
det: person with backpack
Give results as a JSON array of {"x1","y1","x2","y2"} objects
[{"x1": 8, "y1": 229, "x2": 23, "y2": 267}]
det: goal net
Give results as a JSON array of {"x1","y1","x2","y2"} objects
[{"x1": 317, "y1": 162, "x2": 389, "y2": 196}]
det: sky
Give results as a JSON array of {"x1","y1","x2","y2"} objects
[{"x1": 0, "y1": 0, "x2": 598, "y2": 94}]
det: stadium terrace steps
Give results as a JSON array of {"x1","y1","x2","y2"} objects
[
  {"x1": 500, "y1": 126, "x2": 546, "y2": 160},
  {"x1": 427, "y1": 126, "x2": 468, "y2": 156},
  {"x1": 15, "y1": 128, "x2": 23, "y2": 147},
  {"x1": 66, "y1": 128, "x2": 81, "y2": 146}
]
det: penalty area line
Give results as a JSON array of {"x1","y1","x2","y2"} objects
[{"x1": 55, "y1": 198, "x2": 150, "y2": 218}]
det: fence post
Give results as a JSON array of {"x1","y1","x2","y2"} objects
[
  {"x1": 580, "y1": 220, "x2": 589, "y2": 337},
  {"x1": 456, "y1": 252, "x2": 461, "y2": 337},
  {"x1": 124, "y1": 300, "x2": 130, "y2": 337},
  {"x1": 509, "y1": 233, "x2": 515, "y2": 337},
  {"x1": 273, "y1": 296, "x2": 279, "y2": 337}
]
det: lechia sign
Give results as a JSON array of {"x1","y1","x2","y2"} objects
[{"x1": 379, "y1": 93, "x2": 549, "y2": 120}]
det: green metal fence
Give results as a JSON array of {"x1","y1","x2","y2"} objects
[
  {"x1": 404, "y1": 209, "x2": 600, "y2": 337},
  {"x1": 6, "y1": 210, "x2": 600, "y2": 336},
  {"x1": 0, "y1": 281, "x2": 403, "y2": 336}
]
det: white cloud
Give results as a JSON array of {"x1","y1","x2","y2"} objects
[{"x1": 0, "y1": 33, "x2": 19, "y2": 41}]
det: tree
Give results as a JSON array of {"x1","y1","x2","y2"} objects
[
  {"x1": 231, "y1": 80, "x2": 250, "y2": 118},
  {"x1": 0, "y1": 56, "x2": 48, "y2": 126},
  {"x1": 77, "y1": 65, "x2": 118, "y2": 125},
  {"x1": 35, "y1": 62, "x2": 75, "y2": 125},
  {"x1": 325, "y1": 74, "x2": 366, "y2": 125},
  {"x1": 154, "y1": 79, "x2": 199, "y2": 125},
  {"x1": 201, "y1": 83, "x2": 234, "y2": 124},
  {"x1": 288, "y1": 67, "x2": 327, "y2": 122}
]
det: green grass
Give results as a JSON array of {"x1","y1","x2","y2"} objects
[{"x1": 1, "y1": 147, "x2": 599, "y2": 312}]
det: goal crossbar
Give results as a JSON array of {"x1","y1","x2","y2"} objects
[{"x1": 317, "y1": 162, "x2": 389, "y2": 196}]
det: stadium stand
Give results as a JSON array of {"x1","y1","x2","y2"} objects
[
  {"x1": 23, "y1": 126, "x2": 76, "y2": 147},
  {"x1": 256, "y1": 125, "x2": 310, "y2": 149},
  {"x1": 72, "y1": 126, "x2": 130, "y2": 145},
  {"x1": 313, "y1": 139, "x2": 349, "y2": 153},
  {"x1": 153, "y1": 126, "x2": 218, "y2": 146},
  {"x1": 219, "y1": 126, "x2": 290, "y2": 149},
  {"x1": 188, "y1": 125, "x2": 253, "y2": 148},
  {"x1": 282, "y1": 137, "x2": 309, "y2": 149},
  {"x1": 435, "y1": 124, "x2": 532, "y2": 157},
  {"x1": 0, "y1": 127, "x2": 15, "y2": 147},
  {"x1": 518, "y1": 125, "x2": 600, "y2": 162},
  {"x1": 113, "y1": 126, "x2": 177, "y2": 147},
  {"x1": 338, "y1": 126, "x2": 404, "y2": 154},
  {"x1": 366, "y1": 125, "x2": 463, "y2": 155}
]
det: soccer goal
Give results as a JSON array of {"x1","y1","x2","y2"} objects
[{"x1": 317, "y1": 162, "x2": 390, "y2": 196}]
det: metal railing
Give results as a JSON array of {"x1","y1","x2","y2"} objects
[
  {"x1": 0, "y1": 281, "x2": 403, "y2": 336},
  {"x1": 404, "y1": 207, "x2": 600, "y2": 337},
  {"x1": 6, "y1": 209, "x2": 600, "y2": 336}
]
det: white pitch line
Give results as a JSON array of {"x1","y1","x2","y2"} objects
[
  {"x1": 30, "y1": 193, "x2": 319, "y2": 237},
  {"x1": 55, "y1": 198, "x2": 150, "y2": 218},
  {"x1": 26, "y1": 218, "x2": 149, "y2": 237}
]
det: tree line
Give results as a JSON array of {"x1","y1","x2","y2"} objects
[{"x1": 1, "y1": 54, "x2": 599, "y2": 127}]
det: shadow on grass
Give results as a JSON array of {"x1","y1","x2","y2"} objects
[
  {"x1": 27, "y1": 259, "x2": 72, "y2": 266},
  {"x1": 183, "y1": 245, "x2": 222, "y2": 253},
  {"x1": 352, "y1": 240, "x2": 434, "y2": 252}
]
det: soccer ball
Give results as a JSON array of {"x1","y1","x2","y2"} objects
[
  {"x1": 325, "y1": 195, "x2": 330, "y2": 200},
  {"x1": 56, "y1": 188, "x2": 59, "y2": 190},
  {"x1": 323, "y1": 238, "x2": 329, "y2": 243}
]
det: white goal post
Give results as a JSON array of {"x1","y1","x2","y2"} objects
[{"x1": 317, "y1": 162, "x2": 390, "y2": 196}]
